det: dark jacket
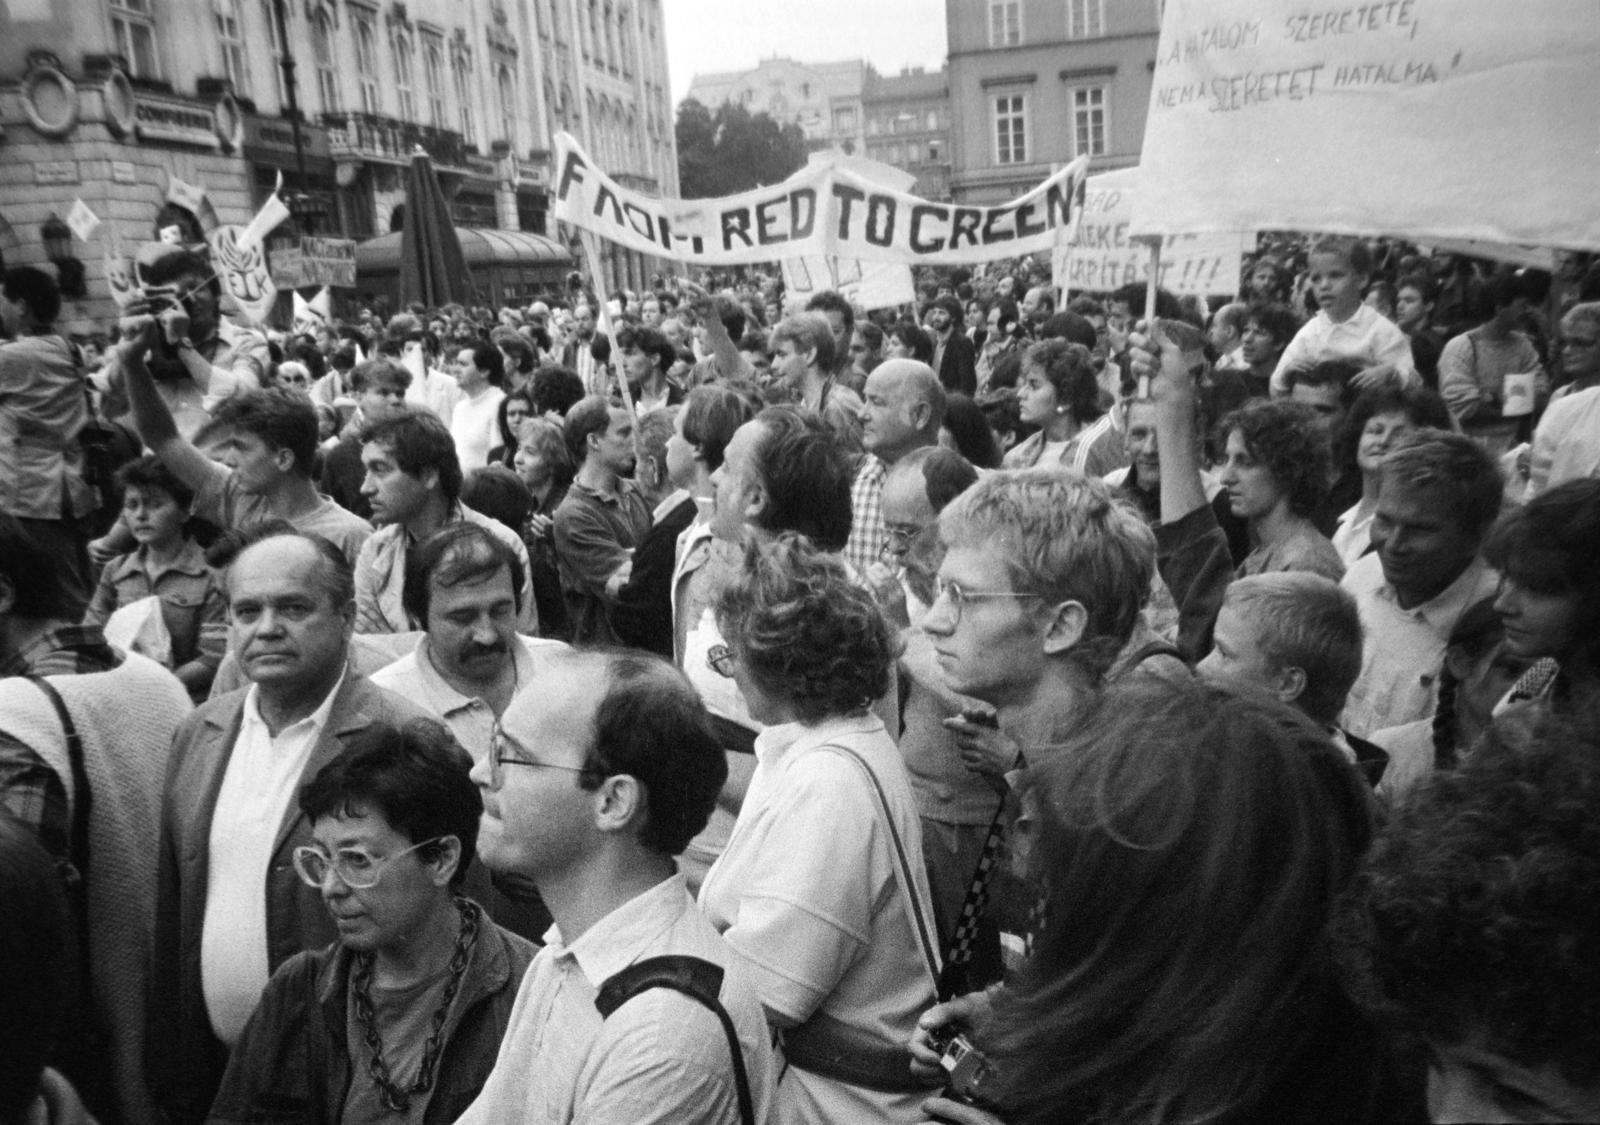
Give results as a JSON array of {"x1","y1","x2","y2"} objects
[
  {"x1": 206, "y1": 907, "x2": 537, "y2": 1125},
  {"x1": 610, "y1": 495, "x2": 697, "y2": 658},
  {"x1": 147, "y1": 675, "x2": 432, "y2": 1125},
  {"x1": 319, "y1": 433, "x2": 371, "y2": 521},
  {"x1": 937, "y1": 332, "x2": 977, "y2": 396}
]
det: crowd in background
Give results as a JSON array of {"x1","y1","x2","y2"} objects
[{"x1": 2, "y1": 227, "x2": 1600, "y2": 1125}]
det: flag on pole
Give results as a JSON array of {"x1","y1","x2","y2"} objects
[
  {"x1": 165, "y1": 175, "x2": 208, "y2": 213},
  {"x1": 66, "y1": 198, "x2": 101, "y2": 242},
  {"x1": 236, "y1": 171, "x2": 291, "y2": 254}
]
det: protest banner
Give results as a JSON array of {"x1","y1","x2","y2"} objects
[
  {"x1": 781, "y1": 254, "x2": 917, "y2": 311},
  {"x1": 1055, "y1": 166, "x2": 1250, "y2": 296},
  {"x1": 208, "y1": 224, "x2": 277, "y2": 325},
  {"x1": 553, "y1": 131, "x2": 1089, "y2": 268},
  {"x1": 1132, "y1": 0, "x2": 1600, "y2": 250},
  {"x1": 271, "y1": 236, "x2": 358, "y2": 289}
]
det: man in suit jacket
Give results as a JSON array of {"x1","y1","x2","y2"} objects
[
  {"x1": 928, "y1": 296, "x2": 977, "y2": 396},
  {"x1": 146, "y1": 530, "x2": 430, "y2": 1125}
]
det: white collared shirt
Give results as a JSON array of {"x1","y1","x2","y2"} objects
[
  {"x1": 370, "y1": 634, "x2": 568, "y2": 763},
  {"x1": 1340, "y1": 554, "x2": 1499, "y2": 738},
  {"x1": 456, "y1": 874, "x2": 775, "y2": 1125},
  {"x1": 201, "y1": 670, "x2": 346, "y2": 1045},
  {"x1": 1270, "y1": 303, "x2": 1417, "y2": 395}
]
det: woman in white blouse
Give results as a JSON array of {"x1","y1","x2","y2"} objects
[{"x1": 698, "y1": 535, "x2": 940, "y2": 1125}]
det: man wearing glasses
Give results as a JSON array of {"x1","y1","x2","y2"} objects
[
  {"x1": 458, "y1": 649, "x2": 776, "y2": 1125},
  {"x1": 1525, "y1": 302, "x2": 1600, "y2": 499},
  {"x1": 208, "y1": 719, "x2": 536, "y2": 1125}
]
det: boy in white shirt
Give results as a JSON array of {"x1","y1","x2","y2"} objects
[{"x1": 1271, "y1": 237, "x2": 1417, "y2": 397}]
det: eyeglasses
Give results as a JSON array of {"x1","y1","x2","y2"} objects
[
  {"x1": 488, "y1": 720, "x2": 594, "y2": 788},
  {"x1": 292, "y1": 837, "x2": 442, "y2": 890},
  {"x1": 880, "y1": 522, "x2": 932, "y2": 562},
  {"x1": 707, "y1": 643, "x2": 736, "y2": 678},
  {"x1": 931, "y1": 577, "x2": 1042, "y2": 626}
]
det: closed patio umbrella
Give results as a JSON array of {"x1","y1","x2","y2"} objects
[{"x1": 399, "y1": 145, "x2": 475, "y2": 308}]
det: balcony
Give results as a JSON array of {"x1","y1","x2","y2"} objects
[{"x1": 321, "y1": 112, "x2": 475, "y2": 172}]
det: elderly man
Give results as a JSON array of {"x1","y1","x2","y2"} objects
[
  {"x1": 458, "y1": 650, "x2": 775, "y2": 1125},
  {"x1": 353, "y1": 411, "x2": 536, "y2": 636},
  {"x1": 1525, "y1": 301, "x2": 1600, "y2": 498},
  {"x1": 843, "y1": 359, "x2": 946, "y2": 577},
  {"x1": 147, "y1": 530, "x2": 430, "y2": 1125}
]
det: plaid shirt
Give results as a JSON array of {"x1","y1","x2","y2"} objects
[
  {"x1": 0, "y1": 625, "x2": 120, "y2": 855},
  {"x1": 842, "y1": 455, "x2": 888, "y2": 578}
]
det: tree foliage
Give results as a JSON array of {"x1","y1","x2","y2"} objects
[{"x1": 675, "y1": 98, "x2": 809, "y2": 199}]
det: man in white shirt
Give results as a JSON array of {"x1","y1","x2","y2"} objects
[
  {"x1": 451, "y1": 343, "x2": 508, "y2": 473},
  {"x1": 458, "y1": 649, "x2": 775, "y2": 1125},
  {"x1": 1525, "y1": 303, "x2": 1600, "y2": 499},
  {"x1": 148, "y1": 530, "x2": 429, "y2": 1125},
  {"x1": 1340, "y1": 431, "x2": 1504, "y2": 738},
  {"x1": 353, "y1": 411, "x2": 537, "y2": 635}
]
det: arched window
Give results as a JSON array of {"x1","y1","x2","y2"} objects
[
  {"x1": 497, "y1": 64, "x2": 516, "y2": 146},
  {"x1": 423, "y1": 37, "x2": 446, "y2": 127},
  {"x1": 453, "y1": 49, "x2": 476, "y2": 144},
  {"x1": 353, "y1": 14, "x2": 380, "y2": 114},
  {"x1": 392, "y1": 30, "x2": 416, "y2": 120},
  {"x1": 311, "y1": 8, "x2": 339, "y2": 113}
]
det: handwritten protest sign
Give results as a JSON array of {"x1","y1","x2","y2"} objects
[
  {"x1": 781, "y1": 255, "x2": 916, "y2": 311},
  {"x1": 1055, "y1": 167, "x2": 1250, "y2": 296},
  {"x1": 208, "y1": 225, "x2": 277, "y2": 325},
  {"x1": 553, "y1": 132, "x2": 1089, "y2": 267},
  {"x1": 1132, "y1": 0, "x2": 1600, "y2": 250}
]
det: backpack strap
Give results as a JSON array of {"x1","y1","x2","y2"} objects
[
  {"x1": 26, "y1": 677, "x2": 92, "y2": 884},
  {"x1": 595, "y1": 955, "x2": 755, "y2": 1125}
]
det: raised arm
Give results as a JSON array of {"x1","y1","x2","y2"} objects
[{"x1": 118, "y1": 316, "x2": 227, "y2": 499}]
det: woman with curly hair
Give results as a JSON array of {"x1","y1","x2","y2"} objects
[
  {"x1": 1336, "y1": 701, "x2": 1600, "y2": 1122},
  {"x1": 1001, "y1": 339, "x2": 1125, "y2": 477},
  {"x1": 1218, "y1": 398, "x2": 1345, "y2": 581},
  {"x1": 699, "y1": 535, "x2": 940, "y2": 1125},
  {"x1": 914, "y1": 675, "x2": 1397, "y2": 1125}
]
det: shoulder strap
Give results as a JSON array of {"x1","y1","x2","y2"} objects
[
  {"x1": 26, "y1": 677, "x2": 92, "y2": 881},
  {"x1": 813, "y1": 743, "x2": 942, "y2": 991},
  {"x1": 595, "y1": 955, "x2": 755, "y2": 1125}
]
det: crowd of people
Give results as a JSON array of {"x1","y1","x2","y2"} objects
[{"x1": 2, "y1": 227, "x2": 1600, "y2": 1125}]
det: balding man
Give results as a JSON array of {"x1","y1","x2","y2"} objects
[
  {"x1": 843, "y1": 359, "x2": 946, "y2": 576},
  {"x1": 147, "y1": 529, "x2": 430, "y2": 1125}
]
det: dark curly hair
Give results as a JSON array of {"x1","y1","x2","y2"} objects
[
  {"x1": 1334, "y1": 699, "x2": 1600, "y2": 1089},
  {"x1": 714, "y1": 534, "x2": 898, "y2": 724},
  {"x1": 1023, "y1": 339, "x2": 1102, "y2": 425},
  {"x1": 1219, "y1": 399, "x2": 1331, "y2": 520}
]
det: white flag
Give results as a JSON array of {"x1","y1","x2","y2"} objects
[
  {"x1": 165, "y1": 175, "x2": 207, "y2": 214},
  {"x1": 236, "y1": 171, "x2": 291, "y2": 254},
  {"x1": 66, "y1": 198, "x2": 101, "y2": 242}
]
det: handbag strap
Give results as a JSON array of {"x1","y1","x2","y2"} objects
[
  {"x1": 26, "y1": 677, "x2": 93, "y2": 885},
  {"x1": 813, "y1": 743, "x2": 941, "y2": 991},
  {"x1": 596, "y1": 956, "x2": 755, "y2": 1125}
]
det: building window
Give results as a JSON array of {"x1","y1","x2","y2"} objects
[
  {"x1": 889, "y1": 144, "x2": 902, "y2": 165},
  {"x1": 867, "y1": 116, "x2": 879, "y2": 136},
  {"x1": 927, "y1": 110, "x2": 938, "y2": 130},
  {"x1": 1067, "y1": 0, "x2": 1105, "y2": 38},
  {"x1": 392, "y1": 30, "x2": 416, "y2": 121},
  {"x1": 354, "y1": 14, "x2": 381, "y2": 115},
  {"x1": 908, "y1": 142, "x2": 921, "y2": 163},
  {"x1": 311, "y1": 8, "x2": 339, "y2": 113},
  {"x1": 453, "y1": 50, "x2": 476, "y2": 145},
  {"x1": 833, "y1": 106, "x2": 855, "y2": 132},
  {"x1": 988, "y1": 0, "x2": 1021, "y2": 46},
  {"x1": 109, "y1": 0, "x2": 160, "y2": 78},
  {"x1": 216, "y1": 0, "x2": 249, "y2": 94},
  {"x1": 929, "y1": 139, "x2": 942, "y2": 161},
  {"x1": 423, "y1": 37, "x2": 447, "y2": 128},
  {"x1": 1073, "y1": 86, "x2": 1107, "y2": 156},
  {"x1": 994, "y1": 93, "x2": 1027, "y2": 164},
  {"x1": 261, "y1": 0, "x2": 288, "y2": 106},
  {"x1": 497, "y1": 64, "x2": 516, "y2": 145}
]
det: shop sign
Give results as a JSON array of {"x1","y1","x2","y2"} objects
[{"x1": 135, "y1": 95, "x2": 219, "y2": 148}]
